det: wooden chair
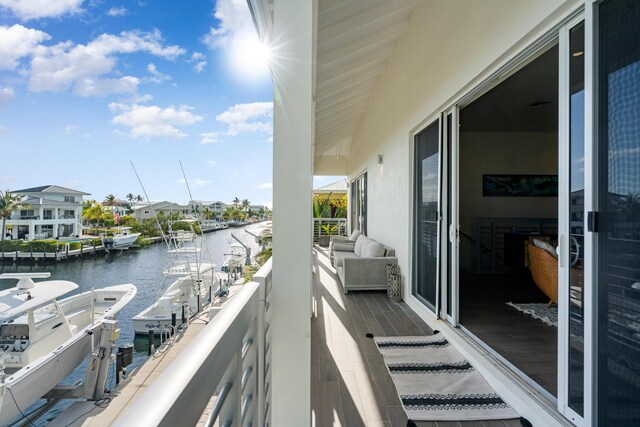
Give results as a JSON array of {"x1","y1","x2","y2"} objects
[{"x1": 528, "y1": 243, "x2": 558, "y2": 306}]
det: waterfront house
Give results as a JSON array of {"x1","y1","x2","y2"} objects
[
  {"x1": 113, "y1": 1, "x2": 639, "y2": 426},
  {"x1": 131, "y1": 201, "x2": 191, "y2": 221},
  {"x1": 190, "y1": 200, "x2": 229, "y2": 220},
  {"x1": 5, "y1": 185, "x2": 88, "y2": 240}
]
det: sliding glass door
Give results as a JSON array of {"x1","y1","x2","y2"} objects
[
  {"x1": 413, "y1": 119, "x2": 442, "y2": 310},
  {"x1": 559, "y1": 16, "x2": 585, "y2": 424},
  {"x1": 594, "y1": 1, "x2": 640, "y2": 424},
  {"x1": 350, "y1": 172, "x2": 367, "y2": 235}
]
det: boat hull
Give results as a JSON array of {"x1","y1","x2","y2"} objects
[{"x1": 0, "y1": 284, "x2": 136, "y2": 424}]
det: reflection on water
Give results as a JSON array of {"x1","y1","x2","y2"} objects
[{"x1": 0, "y1": 223, "x2": 263, "y2": 425}]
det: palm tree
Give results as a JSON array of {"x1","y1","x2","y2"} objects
[
  {"x1": 241, "y1": 199, "x2": 251, "y2": 213},
  {"x1": 126, "y1": 193, "x2": 135, "y2": 202},
  {"x1": 136, "y1": 195, "x2": 144, "y2": 202},
  {"x1": 232, "y1": 197, "x2": 240, "y2": 209},
  {"x1": 0, "y1": 189, "x2": 23, "y2": 241},
  {"x1": 82, "y1": 202, "x2": 107, "y2": 234},
  {"x1": 103, "y1": 194, "x2": 119, "y2": 208}
]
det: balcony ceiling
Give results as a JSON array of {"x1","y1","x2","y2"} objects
[{"x1": 314, "y1": 0, "x2": 420, "y2": 164}]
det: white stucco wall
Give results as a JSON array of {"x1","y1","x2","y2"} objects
[{"x1": 345, "y1": 0, "x2": 580, "y2": 295}]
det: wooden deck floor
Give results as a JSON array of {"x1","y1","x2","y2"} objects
[{"x1": 311, "y1": 246, "x2": 522, "y2": 427}]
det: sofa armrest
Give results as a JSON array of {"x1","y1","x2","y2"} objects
[
  {"x1": 342, "y1": 256, "x2": 398, "y2": 289},
  {"x1": 331, "y1": 235, "x2": 353, "y2": 245},
  {"x1": 333, "y1": 242, "x2": 355, "y2": 252}
]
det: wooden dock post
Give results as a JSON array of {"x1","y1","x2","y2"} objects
[
  {"x1": 65, "y1": 244, "x2": 69, "y2": 259},
  {"x1": 147, "y1": 330, "x2": 155, "y2": 356}
]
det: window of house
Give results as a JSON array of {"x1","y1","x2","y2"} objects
[{"x1": 64, "y1": 196, "x2": 75, "y2": 203}]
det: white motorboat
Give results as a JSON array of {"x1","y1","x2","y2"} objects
[
  {"x1": 0, "y1": 273, "x2": 136, "y2": 424},
  {"x1": 101, "y1": 226, "x2": 141, "y2": 251},
  {"x1": 221, "y1": 242, "x2": 246, "y2": 275},
  {"x1": 132, "y1": 220, "x2": 219, "y2": 335}
]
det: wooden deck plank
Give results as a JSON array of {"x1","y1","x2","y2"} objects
[{"x1": 311, "y1": 246, "x2": 521, "y2": 427}]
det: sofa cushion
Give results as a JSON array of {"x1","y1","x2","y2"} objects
[
  {"x1": 533, "y1": 238, "x2": 557, "y2": 258},
  {"x1": 363, "y1": 241, "x2": 385, "y2": 257},
  {"x1": 354, "y1": 235, "x2": 368, "y2": 257},
  {"x1": 334, "y1": 251, "x2": 359, "y2": 268},
  {"x1": 349, "y1": 229, "x2": 362, "y2": 241}
]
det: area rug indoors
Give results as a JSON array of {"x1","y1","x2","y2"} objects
[
  {"x1": 374, "y1": 334, "x2": 519, "y2": 421},
  {"x1": 506, "y1": 302, "x2": 558, "y2": 326}
]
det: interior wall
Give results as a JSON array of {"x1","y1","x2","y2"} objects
[
  {"x1": 458, "y1": 132, "x2": 558, "y2": 271},
  {"x1": 343, "y1": 0, "x2": 579, "y2": 293}
]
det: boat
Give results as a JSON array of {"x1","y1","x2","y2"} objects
[
  {"x1": 0, "y1": 273, "x2": 136, "y2": 424},
  {"x1": 221, "y1": 242, "x2": 246, "y2": 275},
  {"x1": 101, "y1": 226, "x2": 141, "y2": 251},
  {"x1": 132, "y1": 220, "x2": 219, "y2": 335}
]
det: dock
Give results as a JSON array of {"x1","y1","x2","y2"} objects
[
  {"x1": 50, "y1": 283, "x2": 244, "y2": 427},
  {"x1": 0, "y1": 242, "x2": 106, "y2": 262}
]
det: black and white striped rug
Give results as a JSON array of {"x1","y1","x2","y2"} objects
[{"x1": 374, "y1": 334, "x2": 519, "y2": 421}]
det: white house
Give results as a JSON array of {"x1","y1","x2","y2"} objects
[
  {"x1": 131, "y1": 201, "x2": 191, "y2": 221},
  {"x1": 5, "y1": 185, "x2": 88, "y2": 240},
  {"x1": 190, "y1": 200, "x2": 228, "y2": 219}
]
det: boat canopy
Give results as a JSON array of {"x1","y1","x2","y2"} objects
[{"x1": 0, "y1": 278, "x2": 78, "y2": 321}]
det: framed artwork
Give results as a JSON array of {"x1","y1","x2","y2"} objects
[{"x1": 482, "y1": 174, "x2": 558, "y2": 197}]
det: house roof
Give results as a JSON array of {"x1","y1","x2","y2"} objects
[
  {"x1": 18, "y1": 196, "x2": 81, "y2": 207},
  {"x1": 12, "y1": 185, "x2": 90, "y2": 196},
  {"x1": 314, "y1": 179, "x2": 348, "y2": 193}
]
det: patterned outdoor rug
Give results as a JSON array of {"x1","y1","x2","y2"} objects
[
  {"x1": 506, "y1": 302, "x2": 557, "y2": 326},
  {"x1": 374, "y1": 334, "x2": 519, "y2": 421}
]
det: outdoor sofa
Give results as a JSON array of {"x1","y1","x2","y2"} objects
[{"x1": 330, "y1": 232, "x2": 397, "y2": 294}]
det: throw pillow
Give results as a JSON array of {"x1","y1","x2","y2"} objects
[
  {"x1": 354, "y1": 235, "x2": 367, "y2": 257},
  {"x1": 349, "y1": 229, "x2": 362, "y2": 241},
  {"x1": 533, "y1": 238, "x2": 558, "y2": 258},
  {"x1": 363, "y1": 241, "x2": 385, "y2": 257}
]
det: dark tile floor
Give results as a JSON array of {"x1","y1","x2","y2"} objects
[
  {"x1": 311, "y1": 246, "x2": 523, "y2": 427},
  {"x1": 459, "y1": 269, "x2": 557, "y2": 397}
]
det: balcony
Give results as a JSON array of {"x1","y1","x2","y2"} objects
[{"x1": 107, "y1": 248, "x2": 524, "y2": 426}]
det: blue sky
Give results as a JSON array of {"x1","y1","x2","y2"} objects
[{"x1": 0, "y1": 0, "x2": 279, "y2": 207}]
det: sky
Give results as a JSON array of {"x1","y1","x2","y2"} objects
[{"x1": 0, "y1": 0, "x2": 279, "y2": 208}]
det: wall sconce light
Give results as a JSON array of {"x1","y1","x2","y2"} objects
[{"x1": 377, "y1": 154, "x2": 383, "y2": 165}]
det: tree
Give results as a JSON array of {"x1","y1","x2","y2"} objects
[
  {"x1": 232, "y1": 197, "x2": 240, "y2": 209},
  {"x1": 241, "y1": 199, "x2": 251, "y2": 215},
  {"x1": 103, "y1": 194, "x2": 119, "y2": 208},
  {"x1": 82, "y1": 201, "x2": 108, "y2": 234},
  {"x1": 136, "y1": 195, "x2": 144, "y2": 202},
  {"x1": 0, "y1": 189, "x2": 23, "y2": 241},
  {"x1": 126, "y1": 193, "x2": 135, "y2": 202}
]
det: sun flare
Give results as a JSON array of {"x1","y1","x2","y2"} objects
[{"x1": 228, "y1": 34, "x2": 272, "y2": 82}]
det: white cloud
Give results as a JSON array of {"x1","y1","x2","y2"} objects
[
  {"x1": 207, "y1": 160, "x2": 217, "y2": 167},
  {"x1": 109, "y1": 102, "x2": 203, "y2": 139},
  {"x1": 0, "y1": 24, "x2": 50, "y2": 70},
  {"x1": 107, "y1": 6, "x2": 127, "y2": 17},
  {"x1": 0, "y1": 125, "x2": 7, "y2": 134},
  {"x1": 0, "y1": 176, "x2": 12, "y2": 184},
  {"x1": 0, "y1": 0, "x2": 84, "y2": 20},
  {"x1": 29, "y1": 29, "x2": 185, "y2": 96},
  {"x1": 200, "y1": 132, "x2": 219, "y2": 144},
  {"x1": 188, "y1": 52, "x2": 207, "y2": 73},
  {"x1": 216, "y1": 101, "x2": 272, "y2": 136},
  {"x1": 0, "y1": 87, "x2": 15, "y2": 107},
  {"x1": 146, "y1": 63, "x2": 171, "y2": 83},
  {"x1": 64, "y1": 124, "x2": 77, "y2": 134},
  {"x1": 257, "y1": 182, "x2": 272, "y2": 189},
  {"x1": 177, "y1": 177, "x2": 211, "y2": 187},
  {"x1": 65, "y1": 179, "x2": 81, "y2": 189},
  {"x1": 202, "y1": 0, "x2": 254, "y2": 49}
]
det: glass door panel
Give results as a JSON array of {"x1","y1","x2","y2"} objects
[
  {"x1": 596, "y1": 0, "x2": 640, "y2": 424},
  {"x1": 414, "y1": 120, "x2": 441, "y2": 309},
  {"x1": 567, "y1": 20, "x2": 585, "y2": 417}
]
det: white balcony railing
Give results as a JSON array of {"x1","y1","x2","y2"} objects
[
  {"x1": 313, "y1": 217, "x2": 347, "y2": 242},
  {"x1": 114, "y1": 258, "x2": 273, "y2": 427}
]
